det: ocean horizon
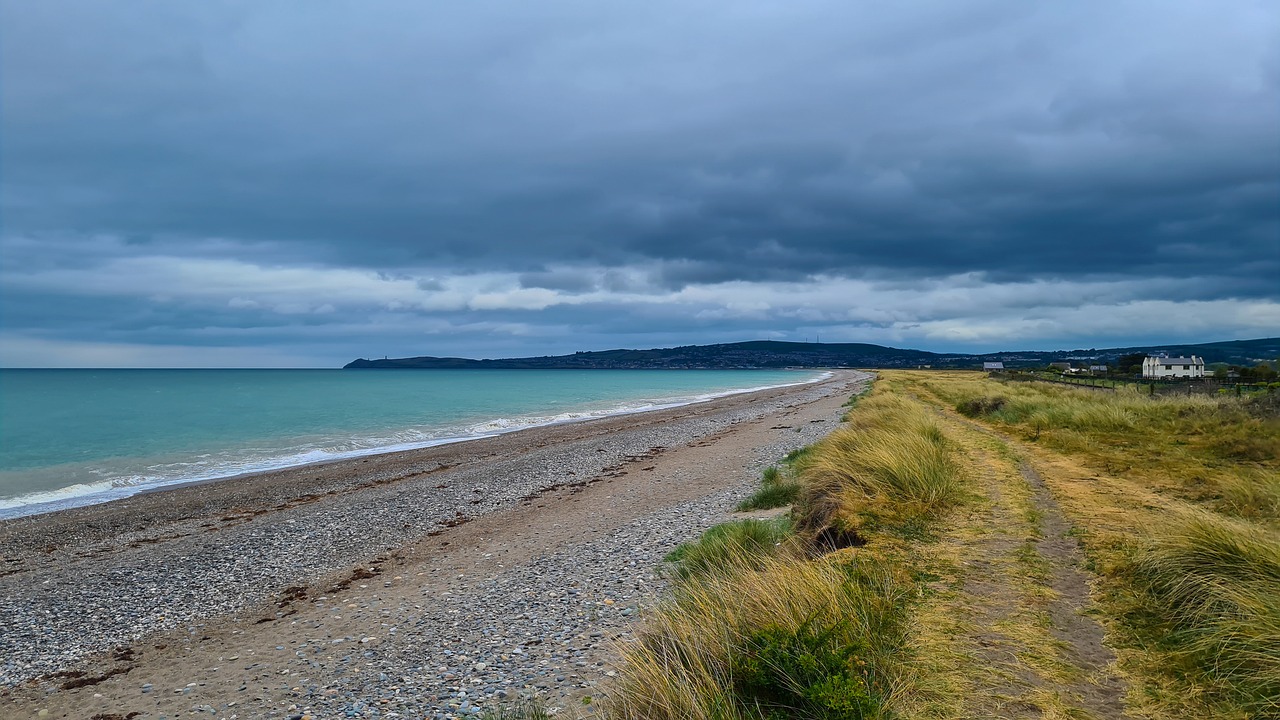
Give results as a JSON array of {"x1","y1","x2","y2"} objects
[{"x1": 0, "y1": 368, "x2": 825, "y2": 519}]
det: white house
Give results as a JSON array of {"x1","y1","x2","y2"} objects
[{"x1": 1142, "y1": 355, "x2": 1205, "y2": 379}]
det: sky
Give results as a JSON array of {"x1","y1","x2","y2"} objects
[{"x1": 1, "y1": 1, "x2": 1278, "y2": 368}]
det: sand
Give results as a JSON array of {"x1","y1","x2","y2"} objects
[{"x1": 0, "y1": 370, "x2": 868, "y2": 719}]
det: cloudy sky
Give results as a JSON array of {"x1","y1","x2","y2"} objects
[{"x1": 2, "y1": 1, "x2": 1277, "y2": 367}]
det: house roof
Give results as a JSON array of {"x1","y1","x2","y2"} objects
[
  {"x1": 983, "y1": 361, "x2": 1004, "y2": 369},
  {"x1": 1152, "y1": 356, "x2": 1203, "y2": 364}
]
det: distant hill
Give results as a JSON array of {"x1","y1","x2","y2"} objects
[{"x1": 344, "y1": 337, "x2": 1279, "y2": 370}]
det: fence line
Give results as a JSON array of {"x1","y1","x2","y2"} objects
[{"x1": 997, "y1": 371, "x2": 1275, "y2": 397}]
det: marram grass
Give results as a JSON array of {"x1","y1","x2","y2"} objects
[
  {"x1": 737, "y1": 464, "x2": 803, "y2": 512},
  {"x1": 478, "y1": 700, "x2": 552, "y2": 720},
  {"x1": 664, "y1": 517, "x2": 795, "y2": 580},
  {"x1": 794, "y1": 393, "x2": 964, "y2": 541},
  {"x1": 897, "y1": 370, "x2": 1280, "y2": 715},
  {"x1": 927, "y1": 373, "x2": 1280, "y2": 520},
  {"x1": 606, "y1": 381, "x2": 966, "y2": 720},
  {"x1": 606, "y1": 551, "x2": 912, "y2": 720},
  {"x1": 1119, "y1": 511, "x2": 1280, "y2": 714}
]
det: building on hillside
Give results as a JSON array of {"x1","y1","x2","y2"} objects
[
  {"x1": 1142, "y1": 355, "x2": 1205, "y2": 379},
  {"x1": 983, "y1": 361, "x2": 1004, "y2": 371},
  {"x1": 1089, "y1": 365, "x2": 1108, "y2": 375},
  {"x1": 1049, "y1": 362, "x2": 1073, "y2": 372}
]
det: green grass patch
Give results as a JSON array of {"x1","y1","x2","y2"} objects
[
  {"x1": 665, "y1": 517, "x2": 793, "y2": 579},
  {"x1": 737, "y1": 464, "x2": 803, "y2": 511},
  {"x1": 841, "y1": 386, "x2": 872, "y2": 419},
  {"x1": 732, "y1": 617, "x2": 883, "y2": 719},
  {"x1": 783, "y1": 444, "x2": 816, "y2": 466},
  {"x1": 606, "y1": 555, "x2": 913, "y2": 720},
  {"x1": 762, "y1": 465, "x2": 781, "y2": 484},
  {"x1": 736, "y1": 482, "x2": 801, "y2": 512}
]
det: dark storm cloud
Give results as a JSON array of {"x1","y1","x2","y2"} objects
[{"x1": 1, "y1": 1, "x2": 1277, "y2": 365}]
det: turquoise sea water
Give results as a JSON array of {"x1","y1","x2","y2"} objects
[{"x1": 0, "y1": 368, "x2": 822, "y2": 518}]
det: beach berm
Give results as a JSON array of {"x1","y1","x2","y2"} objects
[{"x1": 0, "y1": 371, "x2": 868, "y2": 719}]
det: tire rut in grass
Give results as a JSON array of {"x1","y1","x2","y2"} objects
[
  {"x1": 1018, "y1": 461, "x2": 1126, "y2": 719},
  {"x1": 932, "y1": 407, "x2": 1129, "y2": 718}
]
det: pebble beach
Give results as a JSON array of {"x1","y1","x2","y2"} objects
[{"x1": 0, "y1": 370, "x2": 868, "y2": 719}]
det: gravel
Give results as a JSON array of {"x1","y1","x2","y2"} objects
[{"x1": 0, "y1": 372, "x2": 867, "y2": 719}]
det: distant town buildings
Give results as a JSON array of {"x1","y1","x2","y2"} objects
[{"x1": 1142, "y1": 355, "x2": 1205, "y2": 379}]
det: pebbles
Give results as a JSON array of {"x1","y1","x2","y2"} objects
[{"x1": 0, "y1": 373, "x2": 867, "y2": 717}]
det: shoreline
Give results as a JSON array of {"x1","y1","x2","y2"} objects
[
  {"x1": 0, "y1": 370, "x2": 868, "y2": 718},
  {"x1": 0, "y1": 370, "x2": 831, "y2": 521}
]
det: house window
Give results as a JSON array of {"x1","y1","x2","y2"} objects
[{"x1": 1164, "y1": 365, "x2": 1172, "y2": 370}]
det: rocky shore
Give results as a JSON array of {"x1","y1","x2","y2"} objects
[{"x1": 0, "y1": 370, "x2": 868, "y2": 719}]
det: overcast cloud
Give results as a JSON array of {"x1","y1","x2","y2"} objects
[{"x1": 2, "y1": 1, "x2": 1277, "y2": 366}]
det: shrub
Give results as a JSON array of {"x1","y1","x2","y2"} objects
[
  {"x1": 731, "y1": 619, "x2": 880, "y2": 720},
  {"x1": 955, "y1": 396, "x2": 1006, "y2": 417}
]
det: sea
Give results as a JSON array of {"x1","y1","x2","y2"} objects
[{"x1": 0, "y1": 368, "x2": 824, "y2": 519}]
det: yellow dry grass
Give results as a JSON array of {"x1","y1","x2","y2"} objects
[
  {"x1": 792, "y1": 392, "x2": 966, "y2": 542},
  {"x1": 890, "y1": 370, "x2": 1280, "y2": 718},
  {"x1": 598, "y1": 371, "x2": 1276, "y2": 719},
  {"x1": 884, "y1": 415, "x2": 1109, "y2": 720},
  {"x1": 605, "y1": 550, "x2": 913, "y2": 720},
  {"x1": 604, "y1": 381, "x2": 971, "y2": 720}
]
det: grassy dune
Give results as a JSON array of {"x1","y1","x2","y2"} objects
[
  {"x1": 604, "y1": 383, "x2": 969, "y2": 719},
  {"x1": 945, "y1": 377, "x2": 1280, "y2": 517},
  {"x1": 608, "y1": 553, "x2": 914, "y2": 720},
  {"x1": 791, "y1": 392, "x2": 966, "y2": 544},
  {"x1": 487, "y1": 372, "x2": 1277, "y2": 719},
  {"x1": 911, "y1": 372, "x2": 1280, "y2": 717}
]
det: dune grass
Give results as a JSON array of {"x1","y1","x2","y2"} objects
[
  {"x1": 478, "y1": 700, "x2": 552, "y2": 720},
  {"x1": 897, "y1": 370, "x2": 1280, "y2": 717},
  {"x1": 606, "y1": 551, "x2": 913, "y2": 720},
  {"x1": 793, "y1": 393, "x2": 965, "y2": 543},
  {"x1": 1116, "y1": 512, "x2": 1280, "y2": 714},
  {"x1": 738, "y1": 463, "x2": 805, "y2": 512},
  {"x1": 735, "y1": 478, "x2": 802, "y2": 512},
  {"x1": 664, "y1": 517, "x2": 794, "y2": 580},
  {"x1": 606, "y1": 380, "x2": 967, "y2": 719},
  {"x1": 930, "y1": 375, "x2": 1280, "y2": 522}
]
